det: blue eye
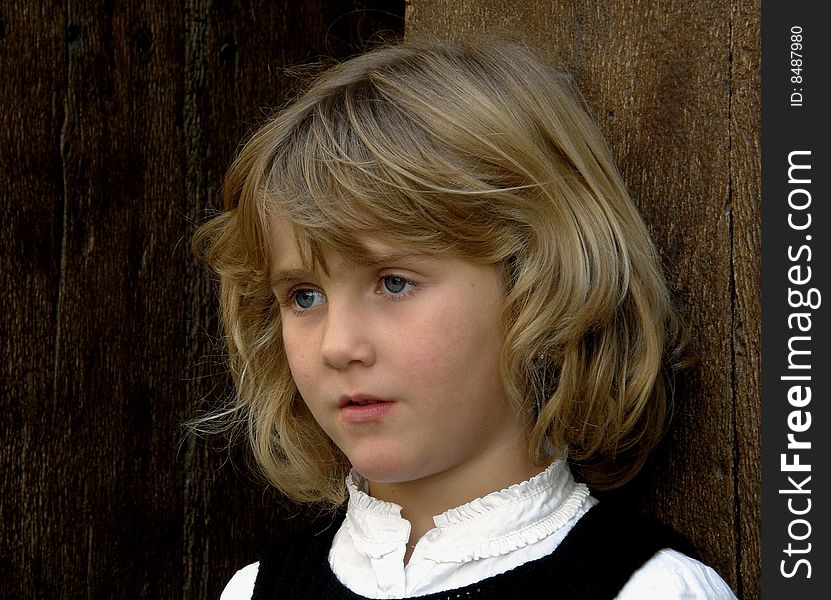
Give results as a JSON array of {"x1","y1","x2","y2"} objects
[
  {"x1": 381, "y1": 275, "x2": 414, "y2": 295},
  {"x1": 292, "y1": 289, "x2": 325, "y2": 310}
]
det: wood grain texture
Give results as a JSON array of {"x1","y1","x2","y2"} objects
[
  {"x1": 406, "y1": 1, "x2": 757, "y2": 596},
  {"x1": 39, "y1": 1, "x2": 188, "y2": 596},
  {"x1": 729, "y1": 1, "x2": 761, "y2": 599},
  {"x1": 0, "y1": 1, "x2": 66, "y2": 595}
]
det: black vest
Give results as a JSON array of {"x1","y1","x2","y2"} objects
[{"x1": 252, "y1": 502, "x2": 697, "y2": 600}]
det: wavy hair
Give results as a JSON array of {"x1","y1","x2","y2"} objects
[{"x1": 193, "y1": 37, "x2": 684, "y2": 505}]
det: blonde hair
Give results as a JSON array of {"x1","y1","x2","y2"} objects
[{"x1": 193, "y1": 37, "x2": 684, "y2": 506}]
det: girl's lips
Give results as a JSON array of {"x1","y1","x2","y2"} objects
[
  {"x1": 339, "y1": 396, "x2": 394, "y2": 423},
  {"x1": 338, "y1": 393, "x2": 391, "y2": 408}
]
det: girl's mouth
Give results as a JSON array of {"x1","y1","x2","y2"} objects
[
  {"x1": 338, "y1": 393, "x2": 391, "y2": 407},
  {"x1": 339, "y1": 394, "x2": 394, "y2": 422},
  {"x1": 349, "y1": 398, "x2": 381, "y2": 406}
]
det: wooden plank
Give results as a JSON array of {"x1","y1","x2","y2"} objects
[
  {"x1": 730, "y1": 1, "x2": 761, "y2": 598},
  {"x1": 0, "y1": 2, "x2": 66, "y2": 596},
  {"x1": 407, "y1": 0, "x2": 746, "y2": 592},
  {"x1": 31, "y1": 1, "x2": 187, "y2": 596}
]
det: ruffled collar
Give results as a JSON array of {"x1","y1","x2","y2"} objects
[{"x1": 343, "y1": 460, "x2": 590, "y2": 564}]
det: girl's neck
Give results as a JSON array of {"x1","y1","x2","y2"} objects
[{"x1": 367, "y1": 440, "x2": 546, "y2": 564}]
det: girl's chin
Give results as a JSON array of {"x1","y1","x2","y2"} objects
[
  {"x1": 347, "y1": 452, "x2": 422, "y2": 485},
  {"x1": 350, "y1": 463, "x2": 412, "y2": 485}
]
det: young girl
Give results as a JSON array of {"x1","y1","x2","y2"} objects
[{"x1": 196, "y1": 38, "x2": 737, "y2": 599}]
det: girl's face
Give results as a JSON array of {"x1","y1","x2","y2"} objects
[{"x1": 269, "y1": 219, "x2": 531, "y2": 488}]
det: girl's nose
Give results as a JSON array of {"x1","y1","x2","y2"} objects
[{"x1": 320, "y1": 301, "x2": 376, "y2": 370}]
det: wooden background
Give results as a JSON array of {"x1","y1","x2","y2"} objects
[{"x1": 0, "y1": 1, "x2": 759, "y2": 598}]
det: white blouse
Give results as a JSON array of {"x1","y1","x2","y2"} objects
[{"x1": 221, "y1": 460, "x2": 737, "y2": 599}]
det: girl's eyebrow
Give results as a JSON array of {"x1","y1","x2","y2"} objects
[
  {"x1": 270, "y1": 252, "x2": 429, "y2": 287},
  {"x1": 352, "y1": 250, "x2": 426, "y2": 267},
  {"x1": 270, "y1": 268, "x2": 315, "y2": 288}
]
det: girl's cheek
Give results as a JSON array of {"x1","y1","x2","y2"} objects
[
  {"x1": 290, "y1": 355, "x2": 312, "y2": 383},
  {"x1": 283, "y1": 334, "x2": 313, "y2": 383}
]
